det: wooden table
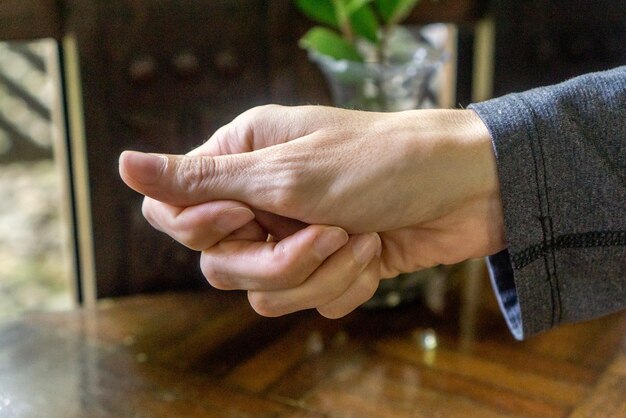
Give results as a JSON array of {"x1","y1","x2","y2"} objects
[{"x1": 1, "y1": 267, "x2": 625, "y2": 417}]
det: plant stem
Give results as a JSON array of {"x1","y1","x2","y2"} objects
[
  {"x1": 376, "y1": 25, "x2": 391, "y2": 65},
  {"x1": 372, "y1": 25, "x2": 391, "y2": 110},
  {"x1": 332, "y1": 0, "x2": 354, "y2": 42}
]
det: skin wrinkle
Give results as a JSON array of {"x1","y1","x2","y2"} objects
[
  {"x1": 175, "y1": 155, "x2": 213, "y2": 199},
  {"x1": 266, "y1": 141, "x2": 325, "y2": 220},
  {"x1": 259, "y1": 157, "x2": 302, "y2": 217},
  {"x1": 320, "y1": 127, "x2": 413, "y2": 230}
]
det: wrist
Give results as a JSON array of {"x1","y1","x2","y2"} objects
[
  {"x1": 399, "y1": 108, "x2": 506, "y2": 257},
  {"x1": 453, "y1": 109, "x2": 507, "y2": 255}
]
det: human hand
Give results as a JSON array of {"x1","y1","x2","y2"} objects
[{"x1": 119, "y1": 105, "x2": 505, "y2": 316}]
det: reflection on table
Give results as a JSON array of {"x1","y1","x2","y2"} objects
[{"x1": 1, "y1": 262, "x2": 625, "y2": 417}]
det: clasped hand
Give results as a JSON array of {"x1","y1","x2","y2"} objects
[{"x1": 119, "y1": 105, "x2": 505, "y2": 318}]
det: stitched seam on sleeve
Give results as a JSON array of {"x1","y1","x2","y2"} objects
[
  {"x1": 529, "y1": 98, "x2": 563, "y2": 324},
  {"x1": 517, "y1": 95, "x2": 561, "y2": 327},
  {"x1": 512, "y1": 230, "x2": 626, "y2": 268}
]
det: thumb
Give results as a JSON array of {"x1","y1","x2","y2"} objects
[{"x1": 119, "y1": 150, "x2": 259, "y2": 207}]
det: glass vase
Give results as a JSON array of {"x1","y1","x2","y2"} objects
[{"x1": 310, "y1": 25, "x2": 447, "y2": 111}]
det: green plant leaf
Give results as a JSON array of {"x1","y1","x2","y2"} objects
[
  {"x1": 350, "y1": 5, "x2": 380, "y2": 42},
  {"x1": 295, "y1": 0, "x2": 338, "y2": 28},
  {"x1": 345, "y1": 0, "x2": 374, "y2": 14},
  {"x1": 299, "y1": 26, "x2": 363, "y2": 61},
  {"x1": 375, "y1": 0, "x2": 420, "y2": 25},
  {"x1": 332, "y1": 0, "x2": 350, "y2": 29}
]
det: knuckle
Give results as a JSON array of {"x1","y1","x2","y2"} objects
[
  {"x1": 172, "y1": 213, "x2": 213, "y2": 251},
  {"x1": 174, "y1": 228, "x2": 204, "y2": 251},
  {"x1": 200, "y1": 255, "x2": 232, "y2": 290},
  {"x1": 141, "y1": 199, "x2": 156, "y2": 225},
  {"x1": 359, "y1": 276, "x2": 380, "y2": 304},
  {"x1": 358, "y1": 265, "x2": 382, "y2": 299},
  {"x1": 209, "y1": 124, "x2": 231, "y2": 145},
  {"x1": 141, "y1": 199, "x2": 165, "y2": 232},
  {"x1": 236, "y1": 104, "x2": 279, "y2": 129},
  {"x1": 205, "y1": 271, "x2": 232, "y2": 291},
  {"x1": 318, "y1": 275, "x2": 380, "y2": 319},
  {"x1": 177, "y1": 156, "x2": 215, "y2": 194},
  {"x1": 249, "y1": 103, "x2": 282, "y2": 117},
  {"x1": 317, "y1": 305, "x2": 347, "y2": 320},
  {"x1": 266, "y1": 166, "x2": 304, "y2": 213},
  {"x1": 248, "y1": 292, "x2": 284, "y2": 317}
]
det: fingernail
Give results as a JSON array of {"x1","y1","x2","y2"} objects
[
  {"x1": 351, "y1": 233, "x2": 381, "y2": 264},
  {"x1": 314, "y1": 227, "x2": 349, "y2": 259},
  {"x1": 215, "y1": 207, "x2": 255, "y2": 232},
  {"x1": 121, "y1": 151, "x2": 167, "y2": 185}
]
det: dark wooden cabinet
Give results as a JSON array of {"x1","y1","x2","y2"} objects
[
  {"x1": 63, "y1": 0, "x2": 277, "y2": 297},
  {"x1": 492, "y1": 0, "x2": 626, "y2": 95},
  {"x1": 0, "y1": 0, "x2": 61, "y2": 41}
]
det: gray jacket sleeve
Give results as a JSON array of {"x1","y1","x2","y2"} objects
[{"x1": 469, "y1": 66, "x2": 626, "y2": 339}]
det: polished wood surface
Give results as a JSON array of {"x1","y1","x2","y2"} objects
[{"x1": 1, "y1": 266, "x2": 625, "y2": 417}]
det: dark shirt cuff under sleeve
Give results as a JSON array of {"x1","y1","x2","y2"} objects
[{"x1": 486, "y1": 250, "x2": 523, "y2": 340}]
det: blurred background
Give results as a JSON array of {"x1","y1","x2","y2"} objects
[
  {"x1": 0, "y1": 0, "x2": 624, "y2": 321},
  {"x1": 0, "y1": 39, "x2": 73, "y2": 321}
]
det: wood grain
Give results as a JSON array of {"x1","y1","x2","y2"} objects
[{"x1": 2, "y1": 277, "x2": 625, "y2": 417}]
